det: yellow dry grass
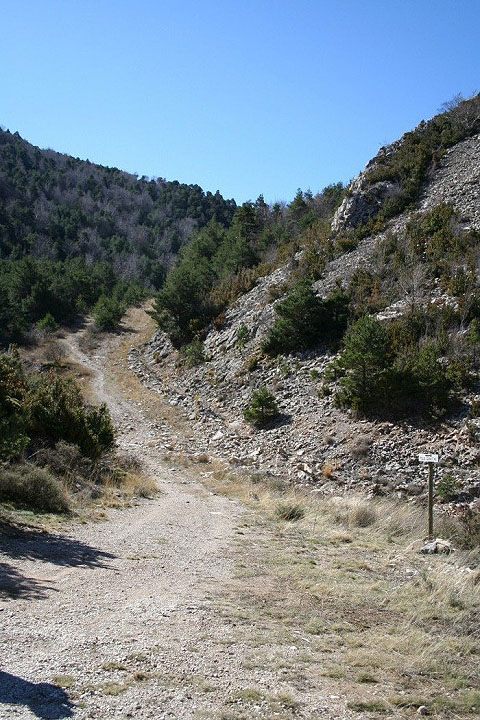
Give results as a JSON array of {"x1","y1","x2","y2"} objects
[{"x1": 205, "y1": 469, "x2": 480, "y2": 719}]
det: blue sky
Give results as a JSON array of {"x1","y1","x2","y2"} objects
[{"x1": 1, "y1": 1, "x2": 478, "y2": 203}]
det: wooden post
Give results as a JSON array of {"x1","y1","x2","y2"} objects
[
  {"x1": 428, "y1": 461, "x2": 434, "y2": 540},
  {"x1": 418, "y1": 453, "x2": 438, "y2": 541}
]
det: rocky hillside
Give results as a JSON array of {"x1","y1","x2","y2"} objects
[{"x1": 131, "y1": 112, "x2": 480, "y2": 510}]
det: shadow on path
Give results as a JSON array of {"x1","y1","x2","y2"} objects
[
  {"x1": 1, "y1": 525, "x2": 115, "y2": 568},
  {"x1": 0, "y1": 672, "x2": 74, "y2": 719},
  {"x1": 0, "y1": 562, "x2": 52, "y2": 600},
  {"x1": 0, "y1": 524, "x2": 115, "y2": 600}
]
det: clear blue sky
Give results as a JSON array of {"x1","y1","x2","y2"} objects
[{"x1": 1, "y1": 1, "x2": 478, "y2": 203}]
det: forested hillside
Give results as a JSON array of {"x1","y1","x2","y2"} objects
[
  {"x1": 0, "y1": 128, "x2": 236, "y2": 342},
  {"x1": 150, "y1": 183, "x2": 344, "y2": 347}
]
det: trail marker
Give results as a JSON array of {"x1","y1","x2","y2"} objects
[
  {"x1": 418, "y1": 453, "x2": 439, "y2": 464},
  {"x1": 418, "y1": 453, "x2": 439, "y2": 539}
]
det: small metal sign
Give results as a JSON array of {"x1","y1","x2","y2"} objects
[{"x1": 418, "y1": 453, "x2": 439, "y2": 463}]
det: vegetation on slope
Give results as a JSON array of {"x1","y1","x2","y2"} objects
[
  {"x1": 1, "y1": 347, "x2": 114, "y2": 460},
  {"x1": 352, "y1": 93, "x2": 480, "y2": 237},
  {"x1": 0, "y1": 127, "x2": 236, "y2": 344},
  {"x1": 0, "y1": 347, "x2": 150, "y2": 515},
  {"x1": 150, "y1": 185, "x2": 344, "y2": 347}
]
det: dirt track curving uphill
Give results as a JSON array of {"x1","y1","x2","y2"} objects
[{"x1": 0, "y1": 308, "x2": 348, "y2": 719}]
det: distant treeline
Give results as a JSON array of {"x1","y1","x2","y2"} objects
[{"x1": 0, "y1": 128, "x2": 236, "y2": 343}]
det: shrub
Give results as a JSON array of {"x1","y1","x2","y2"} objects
[
  {"x1": 245, "y1": 352, "x2": 261, "y2": 372},
  {"x1": 267, "y1": 281, "x2": 288, "y2": 302},
  {"x1": 335, "y1": 315, "x2": 390, "y2": 413},
  {"x1": 93, "y1": 294, "x2": 125, "y2": 331},
  {"x1": 235, "y1": 324, "x2": 250, "y2": 348},
  {"x1": 0, "y1": 350, "x2": 29, "y2": 460},
  {"x1": 212, "y1": 310, "x2": 226, "y2": 330},
  {"x1": 180, "y1": 338, "x2": 206, "y2": 367},
  {"x1": 27, "y1": 373, "x2": 115, "y2": 460},
  {"x1": 244, "y1": 387, "x2": 280, "y2": 428},
  {"x1": 34, "y1": 441, "x2": 97, "y2": 489},
  {"x1": 263, "y1": 281, "x2": 350, "y2": 356},
  {"x1": 349, "y1": 502, "x2": 377, "y2": 528},
  {"x1": 0, "y1": 464, "x2": 70, "y2": 513},
  {"x1": 439, "y1": 507, "x2": 480, "y2": 550},
  {"x1": 336, "y1": 314, "x2": 453, "y2": 419},
  {"x1": 437, "y1": 474, "x2": 461, "y2": 502},
  {"x1": 36, "y1": 312, "x2": 59, "y2": 332},
  {"x1": 394, "y1": 341, "x2": 452, "y2": 418}
]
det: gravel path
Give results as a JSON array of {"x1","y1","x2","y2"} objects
[
  {"x1": 1, "y1": 319, "x2": 244, "y2": 719},
  {"x1": 1, "y1": 313, "x2": 349, "y2": 720}
]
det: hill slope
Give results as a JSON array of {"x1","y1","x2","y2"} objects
[
  {"x1": 0, "y1": 128, "x2": 236, "y2": 342},
  {"x1": 0, "y1": 128, "x2": 236, "y2": 273},
  {"x1": 137, "y1": 97, "x2": 480, "y2": 506}
]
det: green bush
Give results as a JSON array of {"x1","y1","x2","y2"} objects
[
  {"x1": 437, "y1": 474, "x2": 461, "y2": 502},
  {"x1": 93, "y1": 294, "x2": 125, "y2": 331},
  {"x1": 244, "y1": 387, "x2": 280, "y2": 428},
  {"x1": 27, "y1": 373, "x2": 115, "y2": 460},
  {"x1": 180, "y1": 338, "x2": 206, "y2": 367},
  {"x1": 36, "y1": 312, "x2": 59, "y2": 332},
  {"x1": 236, "y1": 324, "x2": 250, "y2": 348},
  {"x1": 263, "y1": 282, "x2": 350, "y2": 356},
  {"x1": 335, "y1": 315, "x2": 390, "y2": 413},
  {"x1": 394, "y1": 341, "x2": 452, "y2": 418},
  {"x1": 0, "y1": 349, "x2": 115, "y2": 462},
  {"x1": 335, "y1": 315, "x2": 453, "y2": 419},
  {"x1": 0, "y1": 350, "x2": 29, "y2": 460},
  {"x1": 0, "y1": 463, "x2": 70, "y2": 513}
]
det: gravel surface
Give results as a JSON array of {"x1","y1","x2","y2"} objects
[{"x1": 1, "y1": 318, "x2": 351, "y2": 719}]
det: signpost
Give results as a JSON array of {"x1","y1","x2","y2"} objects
[{"x1": 418, "y1": 453, "x2": 439, "y2": 539}]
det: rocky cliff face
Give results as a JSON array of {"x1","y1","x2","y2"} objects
[
  {"x1": 331, "y1": 141, "x2": 402, "y2": 234},
  {"x1": 130, "y1": 132, "x2": 480, "y2": 509},
  {"x1": 332, "y1": 132, "x2": 480, "y2": 236}
]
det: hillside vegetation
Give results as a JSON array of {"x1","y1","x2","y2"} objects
[
  {"x1": 150, "y1": 184, "x2": 344, "y2": 347},
  {"x1": 0, "y1": 127, "x2": 236, "y2": 343},
  {"x1": 0, "y1": 345, "x2": 153, "y2": 515},
  {"x1": 149, "y1": 95, "x2": 480, "y2": 422}
]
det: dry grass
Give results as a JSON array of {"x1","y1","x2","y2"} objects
[
  {"x1": 274, "y1": 501, "x2": 305, "y2": 522},
  {"x1": 204, "y1": 469, "x2": 480, "y2": 719},
  {"x1": 321, "y1": 460, "x2": 337, "y2": 478},
  {"x1": 98, "y1": 466, "x2": 158, "y2": 508},
  {"x1": 51, "y1": 675, "x2": 74, "y2": 688}
]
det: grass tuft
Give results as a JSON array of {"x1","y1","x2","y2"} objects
[
  {"x1": 274, "y1": 502, "x2": 305, "y2": 522},
  {"x1": 349, "y1": 501, "x2": 377, "y2": 528}
]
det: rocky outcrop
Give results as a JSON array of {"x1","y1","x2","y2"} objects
[
  {"x1": 331, "y1": 131, "x2": 480, "y2": 235},
  {"x1": 331, "y1": 141, "x2": 402, "y2": 234},
  {"x1": 129, "y1": 129, "x2": 480, "y2": 509},
  {"x1": 331, "y1": 178, "x2": 398, "y2": 234}
]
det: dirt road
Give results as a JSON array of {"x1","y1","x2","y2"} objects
[{"x1": 1, "y1": 310, "x2": 347, "y2": 719}]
